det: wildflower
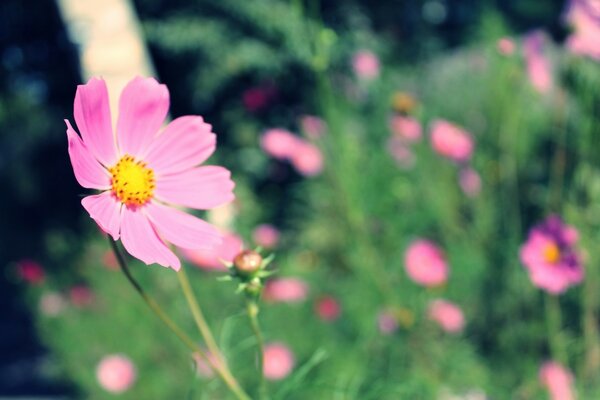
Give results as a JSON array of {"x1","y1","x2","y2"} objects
[
  {"x1": 261, "y1": 128, "x2": 299, "y2": 160},
  {"x1": 181, "y1": 231, "x2": 243, "y2": 271},
  {"x1": 404, "y1": 239, "x2": 449, "y2": 287},
  {"x1": 352, "y1": 50, "x2": 380, "y2": 80},
  {"x1": 263, "y1": 343, "x2": 294, "y2": 380},
  {"x1": 497, "y1": 37, "x2": 516, "y2": 55},
  {"x1": 387, "y1": 137, "x2": 416, "y2": 169},
  {"x1": 523, "y1": 31, "x2": 553, "y2": 94},
  {"x1": 252, "y1": 224, "x2": 280, "y2": 249},
  {"x1": 243, "y1": 85, "x2": 277, "y2": 112},
  {"x1": 69, "y1": 285, "x2": 94, "y2": 307},
  {"x1": 261, "y1": 129, "x2": 324, "y2": 176},
  {"x1": 539, "y1": 361, "x2": 575, "y2": 400},
  {"x1": 389, "y1": 115, "x2": 422, "y2": 143},
  {"x1": 193, "y1": 350, "x2": 220, "y2": 378},
  {"x1": 96, "y1": 354, "x2": 136, "y2": 393},
  {"x1": 520, "y1": 215, "x2": 583, "y2": 294},
  {"x1": 565, "y1": 0, "x2": 600, "y2": 60},
  {"x1": 391, "y1": 92, "x2": 418, "y2": 114},
  {"x1": 233, "y1": 250, "x2": 263, "y2": 275},
  {"x1": 16, "y1": 259, "x2": 45, "y2": 285},
  {"x1": 428, "y1": 299, "x2": 465, "y2": 333},
  {"x1": 39, "y1": 292, "x2": 66, "y2": 317},
  {"x1": 430, "y1": 120, "x2": 474, "y2": 163},
  {"x1": 263, "y1": 278, "x2": 309, "y2": 303},
  {"x1": 315, "y1": 295, "x2": 341, "y2": 321},
  {"x1": 102, "y1": 250, "x2": 118, "y2": 270},
  {"x1": 289, "y1": 142, "x2": 323, "y2": 176},
  {"x1": 459, "y1": 167, "x2": 481, "y2": 197},
  {"x1": 377, "y1": 310, "x2": 399, "y2": 335},
  {"x1": 299, "y1": 115, "x2": 326, "y2": 139},
  {"x1": 66, "y1": 77, "x2": 234, "y2": 270}
]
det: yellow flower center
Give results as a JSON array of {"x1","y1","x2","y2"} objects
[
  {"x1": 543, "y1": 243, "x2": 561, "y2": 264},
  {"x1": 109, "y1": 155, "x2": 155, "y2": 207}
]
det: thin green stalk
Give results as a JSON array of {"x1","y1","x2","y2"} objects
[
  {"x1": 109, "y1": 238, "x2": 250, "y2": 400},
  {"x1": 176, "y1": 266, "x2": 251, "y2": 400},
  {"x1": 544, "y1": 293, "x2": 566, "y2": 364},
  {"x1": 246, "y1": 300, "x2": 268, "y2": 400}
]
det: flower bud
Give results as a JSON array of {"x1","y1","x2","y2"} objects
[{"x1": 233, "y1": 250, "x2": 263, "y2": 275}]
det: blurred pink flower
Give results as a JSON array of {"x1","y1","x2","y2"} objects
[
  {"x1": 300, "y1": 115, "x2": 326, "y2": 139},
  {"x1": 193, "y1": 350, "x2": 220, "y2": 378},
  {"x1": 459, "y1": 167, "x2": 482, "y2": 197},
  {"x1": 252, "y1": 224, "x2": 280, "y2": 249},
  {"x1": 66, "y1": 77, "x2": 234, "y2": 271},
  {"x1": 39, "y1": 292, "x2": 66, "y2": 316},
  {"x1": 315, "y1": 295, "x2": 341, "y2": 321},
  {"x1": 261, "y1": 128, "x2": 300, "y2": 160},
  {"x1": 520, "y1": 215, "x2": 583, "y2": 294},
  {"x1": 377, "y1": 310, "x2": 399, "y2": 335},
  {"x1": 523, "y1": 31, "x2": 553, "y2": 94},
  {"x1": 565, "y1": 0, "x2": 600, "y2": 60},
  {"x1": 352, "y1": 50, "x2": 380, "y2": 80},
  {"x1": 290, "y1": 142, "x2": 324, "y2": 176},
  {"x1": 243, "y1": 85, "x2": 277, "y2": 112},
  {"x1": 16, "y1": 259, "x2": 45, "y2": 285},
  {"x1": 70, "y1": 285, "x2": 94, "y2": 307},
  {"x1": 181, "y1": 232, "x2": 243, "y2": 271},
  {"x1": 430, "y1": 119, "x2": 474, "y2": 163},
  {"x1": 389, "y1": 115, "x2": 422, "y2": 143},
  {"x1": 263, "y1": 343, "x2": 294, "y2": 380},
  {"x1": 428, "y1": 299, "x2": 465, "y2": 333},
  {"x1": 387, "y1": 136, "x2": 416, "y2": 169},
  {"x1": 497, "y1": 37, "x2": 516, "y2": 55},
  {"x1": 263, "y1": 278, "x2": 309, "y2": 303},
  {"x1": 404, "y1": 239, "x2": 449, "y2": 287},
  {"x1": 539, "y1": 361, "x2": 575, "y2": 400},
  {"x1": 96, "y1": 354, "x2": 136, "y2": 393},
  {"x1": 102, "y1": 250, "x2": 118, "y2": 270}
]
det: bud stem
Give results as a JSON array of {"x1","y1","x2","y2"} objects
[{"x1": 246, "y1": 299, "x2": 268, "y2": 400}]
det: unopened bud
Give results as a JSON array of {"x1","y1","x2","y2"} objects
[{"x1": 233, "y1": 250, "x2": 263, "y2": 275}]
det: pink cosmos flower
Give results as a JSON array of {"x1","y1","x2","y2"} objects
[
  {"x1": 65, "y1": 77, "x2": 234, "y2": 271},
  {"x1": 261, "y1": 128, "x2": 299, "y2": 160},
  {"x1": 70, "y1": 285, "x2": 94, "y2": 307},
  {"x1": 539, "y1": 361, "x2": 576, "y2": 400},
  {"x1": 389, "y1": 115, "x2": 422, "y2": 143},
  {"x1": 263, "y1": 343, "x2": 294, "y2": 380},
  {"x1": 497, "y1": 37, "x2": 516, "y2": 55},
  {"x1": 377, "y1": 310, "x2": 399, "y2": 335},
  {"x1": 181, "y1": 231, "x2": 243, "y2": 271},
  {"x1": 16, "y1": 259, "x2": 45, "y2": 285},
  {"x1": 352, "y1": 50, "x2": 380, "y2": 80},
  {"x1": 300, "y1": 115, "x2": 326, "y2": 139},
  {"x1": 387, "y1": 137, "x2": 416, "y2": 169},
  {"x1": 290, "y1": 142, "x2": 324, "y2": 177},
  {"x1": 252, "y1": 224, "x2": 280, "y2": 249},
  {"x1": 263, "y1": 278, "x2": 309, "y2": 303},
  {"x1": 315, "y1": 295, "x2": 341, "y2": 321},
  {"x1": 523, "y1": 31, "x2": 553, "y2": 94},
  {"x1": 404, "y1": 239, "x2": 449, "y2": 287},
  {"x1": 430, "y1": 120, "x2": 474, "y2": 163},
  {"x1": 459, "y1": 167, "x2": 482, "y2": 197},
  {"x1": 565, "y1": 0, "x2": 600, "y2": 60},
  {"x1": 193, "y1": 350, "x2": 220, "y2": 378},
  {"x1": 96, "y1": 354, "x2": 136, "y2": 393},
  {"x1": 520, "y1": 215, "x2": 583, "y2": 294},
  {"x1": 428, "y1": 299, "x2": 465, "y2": 333}
]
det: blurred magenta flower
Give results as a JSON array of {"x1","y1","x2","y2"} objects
[
  {"x1": 181, "y1": 231, "x2": 243, "y2": 271},
  {"x1": 565, "y1": 0, "x2": 600, "y2": 60},
  {"x1": 263, "y1": 278, "x2": 309, "y2": 303},
  {"x1": 539, "y1": 361, "x2": 575, "y2": 400},
  {"x1": 497, "y1": 37, "x2": 516, "y2": 55},
  {"x1": 66, "y1": 77, "x2": 234, "y2": 270},
  {"x1": 520, "y1": 215, "x2": 583, "y2": 294},
  {"x1": 39, "y1": 292, "x2": 66, "y2": 317},
  {"x1": 252, "y1": 224, "x2": 280, "y2": 249},
  {"x1": 96, "y1": 354, "x2": 136, "y2": 393},
  {"x1": 377, "y1": 310, "x2": 399, "y2": 335},
  {"x1": 389, "y1": 115, "x2": 422, "y2": 143},
  {"x1": 315, "y1": 295, "x2": 341, "y2": 321},
  {"x1": 523, "y1": 31, "x2": 553, "y2": 94},
  {"x1": 70, "y1": 285, "x2": 94, "y2": 307},
  {"x1": 300, "y1": 115, "x2": 326, "y2": 139},
  {"x1": 428, "y1": 299, "x2": 465, "y2": 333},
  {"x1": 290, "y1": 142, "x2": 324, "y2": 176},
  {"x1": 459, "y1": 167, "x2": 482, "y2": 197},
  {"x1": 263, "y1": 343, "x2": 294, "y2": 380},
  {"x1": 16, "y1": 259, "x2": 45, "y2": 285},
  {"x1": 430, "y1": 119, "x2": 474, "y2": 163},
  {"x1": 261, "y1": 128, "x2": 299, "y2": 160},
  {"x1": 404, "y1": 239, "x2": 449, "y2": 287},
  {"x1": 352, "y1": 50, "x2": 380, "y2": 80},
  {"x1": 243, "y1": 85, "x2": 277, "y2": 112},
  {"x1": 387, "y1": 136, "x2": 416, "y2": 169}
]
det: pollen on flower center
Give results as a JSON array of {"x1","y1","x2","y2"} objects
[
  {"x1": 109, "y1": 155, "x2": 155, "y2": 207},
  {"x1": 543, "y1": 242, "x2": 561, "y2": 264}
]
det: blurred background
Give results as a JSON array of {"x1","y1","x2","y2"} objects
[{"x1": 2, "y1": 0, "x2": 598, "y2": 398}]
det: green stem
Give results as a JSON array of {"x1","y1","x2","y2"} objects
[
  {"x1": 246, "y1": 300, "x2": 268, "y2": 400},
  {"x1": 545, "y1": 293, "x2": 566, "y2": 364},
  {"x1": 109, "y1": 238, "x2": 251, "y2": 400}
]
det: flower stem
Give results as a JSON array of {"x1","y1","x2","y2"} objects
[
  {"x1": 109, "y1": 238, "x2": 250, "y2": 400},
  {"x1": 246, "y1": 300, "x2": 268, "y2": 400},
  {"x1": 545, "y1": 293, "x2": 567, "y2": 364}
]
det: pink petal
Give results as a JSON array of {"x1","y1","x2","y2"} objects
[
  {"x1": 145, "y1": 202, "x2": 222, "y2": 250},
  {"x1": 120, "y1": 208, "x2": 180, "y2": 270},
  {"x1": 74, "y1": 77, "x2": 117, "y2": 166},
  {"x1": 65, "y1": 120, "x2": 110, "y2": 190},
  {"x1": 116, "y1": 77, "x2": 169, "y2": 158},
  {"x1": 145, "y1": 116, "x2": 216, "y2": 176},
  {"x1": 155, "y1": 166, "x2": 235, "y2": 210},
  {"x1": 81, "y1": 192, "x2": 122, "y2": 240}
]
